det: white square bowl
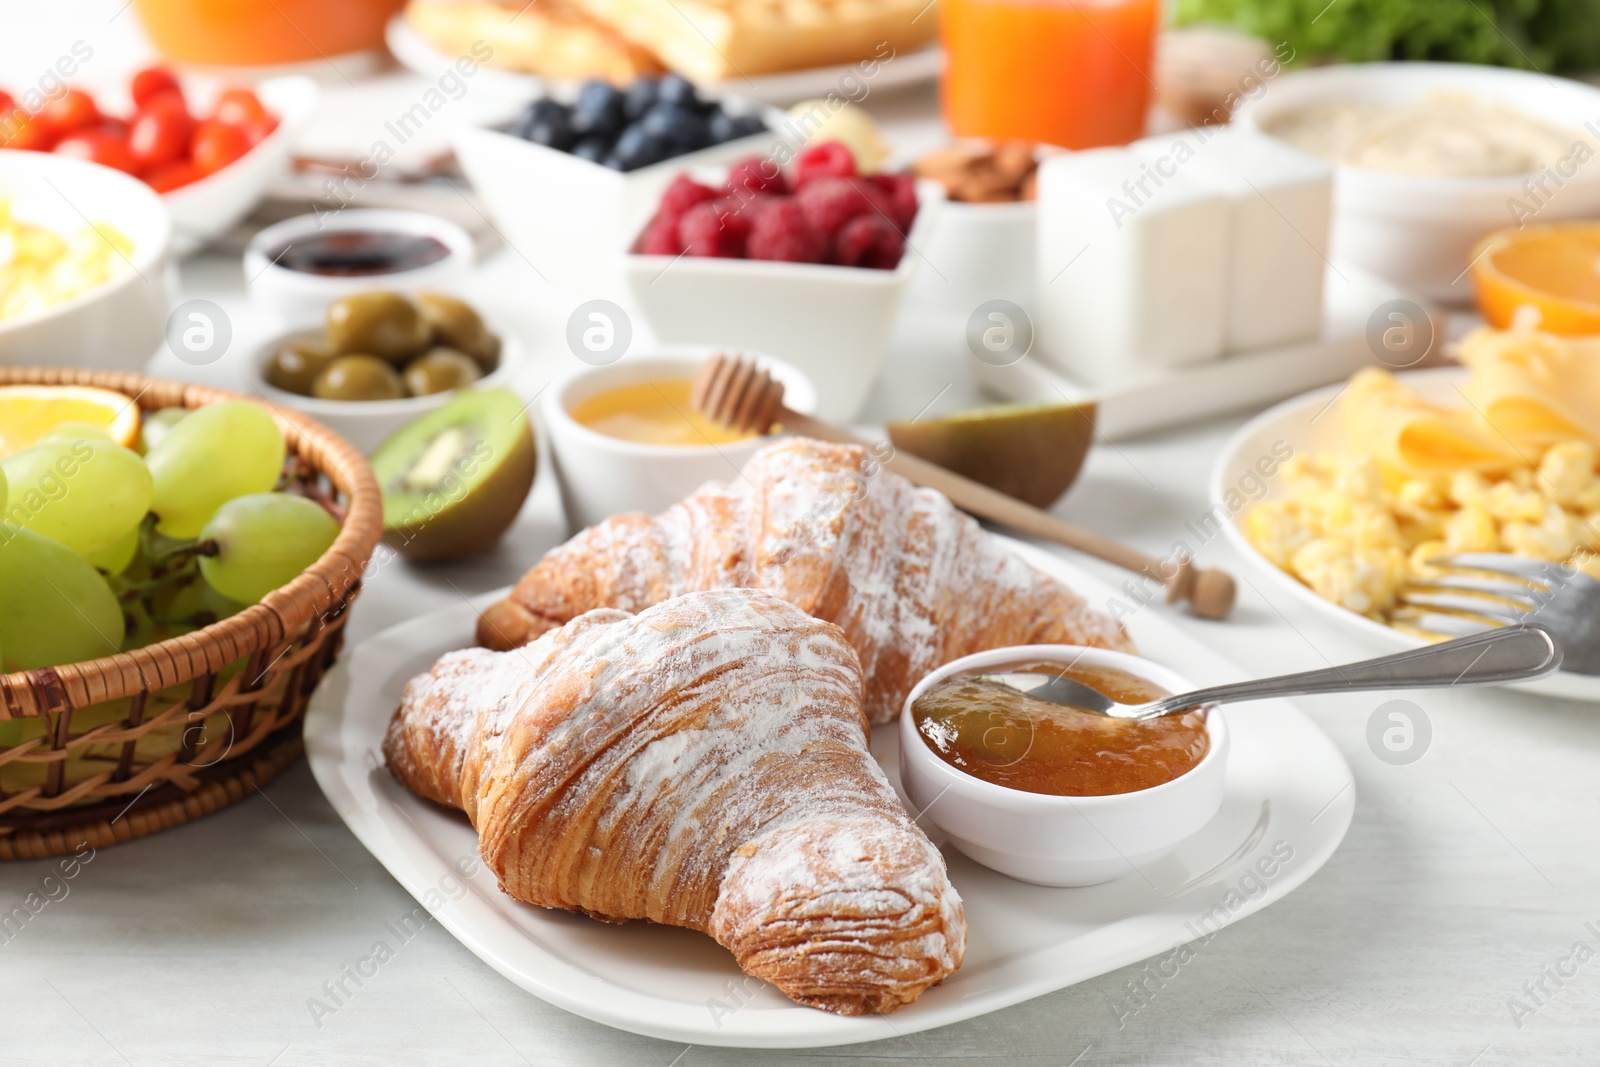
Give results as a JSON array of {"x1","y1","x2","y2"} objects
[
  {"x1": 453, "y1": 100, "x2": 787, "y2": 298},
  {"x1": 622, "y1": 178, "x2": 944, "y2": 421}
]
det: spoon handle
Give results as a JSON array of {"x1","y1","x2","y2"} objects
[{"x1": 1142, "y1": 626, "x2": 1561, "y2": 719}]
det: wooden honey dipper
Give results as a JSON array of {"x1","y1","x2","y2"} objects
[{"x1": 691, "y1": 353, "x2": 1238, "y2": 620}]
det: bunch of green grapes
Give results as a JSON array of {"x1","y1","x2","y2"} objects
[{"x1": 0, "y1": 401, "x2": 341, "y2": 673}]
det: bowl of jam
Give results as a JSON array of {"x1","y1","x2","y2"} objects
[
  {"x1": 244, "y1": 209, "x2": 474, "y2": 327},
  {"x1": 899, "y1": 645, "x2": 1230, "y2": 887}
]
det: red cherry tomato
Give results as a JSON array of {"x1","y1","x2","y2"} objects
[
  {"x1": 144, "y1": 160, "x2": 202, "y2": 193},
  {"x1": 138, "y1": 88, "x2": 188, "y2": 120},
  {"x1": 130, "y1": 66, "x2": 182, "y2": 109},
  {"x1": 129, "y1": 104, "x2": 192, "y2": 169},
  {"x1": 0, "y1": 112, "x2": 58, "y2": 151},
  {"x1": 235, "y1": 114, "x2": 279, "y2": 147},
  {"x1": 191, "y1": 119, "x2": 250, "y2": 175},
  {"x1": 0, "y1": 92, "x2": 17, "y2": 120},
  {"x1": 40, "y1": 89, "x2": 100, "y2": 131},
  {"x1": 92, "y1": 117, "x2": 131, "y2": 140},
  {"x1": 54, "y1": 130, "x2": 138, "y2": 174},
  {"x1": 213, "y1": 87, "x2": 268, "y2": 126}
]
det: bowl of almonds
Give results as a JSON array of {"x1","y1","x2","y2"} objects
[{"x1": 908, "y1": 140, "x2": 1046, "y2": 316}]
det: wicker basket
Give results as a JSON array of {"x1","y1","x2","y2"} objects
[{"x1": 0, "y1": 369, "x2": 382, "y2": 860}]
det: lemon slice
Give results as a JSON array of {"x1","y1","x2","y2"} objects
[{"x1": 0, "y1": 385, "x2": 142, "y2": 459}]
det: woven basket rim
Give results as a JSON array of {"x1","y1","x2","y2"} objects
[{"x1": 0, "y1": 368, "x2": 383, "y2": 718}]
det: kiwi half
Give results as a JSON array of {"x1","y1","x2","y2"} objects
[
  {"x1": 886, "y1": 401, "x2": 1096, "y2": 509},
  {"x1": 372, "y1": 388, "x2": 536, "y2": 563}
]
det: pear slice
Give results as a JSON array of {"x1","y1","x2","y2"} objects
[{"x1": 886, "y1": 401, "x2": 1096, "y2": 509}]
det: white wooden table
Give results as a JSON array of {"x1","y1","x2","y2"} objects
[{"x1": 3, "y1": 7, "x2": 1599, "y2": 1063}]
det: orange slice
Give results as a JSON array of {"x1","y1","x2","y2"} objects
[
  {"x1": 1471, "y1": 223, "x2": 1600, "y2": 335},
  {"x1": 0, "y1": 385, "x2": 142, "y2": 458}
]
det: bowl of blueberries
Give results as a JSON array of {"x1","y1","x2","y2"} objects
[{"x1": 455, "y1": 73, "x2": 786, "y2": 296}]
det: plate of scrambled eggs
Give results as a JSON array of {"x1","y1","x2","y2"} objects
[{"x1": 1212, "y1": 326, "x2": 1600, "y2": 702}]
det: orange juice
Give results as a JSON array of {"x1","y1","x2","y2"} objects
[
  {"x1": 942, "y1": 0, "x2": 1159, "y2": 149},
  {"x1": 134, "y1": 0, "x2": 406, "y2": 66}
]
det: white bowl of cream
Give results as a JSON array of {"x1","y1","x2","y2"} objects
[{"x1": 1237, "y1": 63, "x2": 1600, "y2": 304}]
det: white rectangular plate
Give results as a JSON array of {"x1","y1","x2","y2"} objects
[{"x1": 304, "y1": 538, "x2": 1355, "y2": 1048}]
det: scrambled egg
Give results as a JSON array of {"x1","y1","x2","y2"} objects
[
  {"x1": 0, "y1": 199, "x2": 135, "y2": 322},
  {"x1": 1245, "y1": 445, "x2": 1600, "y2": 620}
]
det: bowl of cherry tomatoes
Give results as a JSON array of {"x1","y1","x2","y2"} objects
[{"x1": 0, "y1": 66, "x2": 318, "y2": 257}]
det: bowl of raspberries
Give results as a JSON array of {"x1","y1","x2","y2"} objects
[
  {"x1": 623, "y1": 141, "x2": 942, "y2": 420},
  {"x1": 453, "y1": 75, "x2": 782, "y2": 298}
]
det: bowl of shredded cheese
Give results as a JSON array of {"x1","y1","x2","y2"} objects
[{"x1": 0, "y1": 151, "x2": 171, "y2": 370}]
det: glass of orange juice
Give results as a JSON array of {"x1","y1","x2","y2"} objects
[{"x1": 942, "y1": 0, "x2": 1160, "y2": 149}]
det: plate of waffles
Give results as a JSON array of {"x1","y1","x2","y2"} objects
[
  {"x1": 388, "y1": 2, "x2": 942, "y2": 107},
  {"x1": 307, "y1": 456, "x2": 1355, "y2": 1050}
]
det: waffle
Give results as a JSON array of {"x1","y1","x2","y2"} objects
[
  {"x1": 573, "y1": 0, "x2": 939, "y2": 82},
  {"x1": 405, "y1": 0, "x2": 663, "y2": 82}
]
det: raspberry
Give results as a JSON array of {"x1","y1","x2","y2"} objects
[
  {"x1": 795, "y1": 176, "x2": 882, "y2": 238},
  {"x1": 658, "y1": 173, "x2": 719, "y2": 217},
  {"x1": 680, "y1": 197, "x2": 754, "y2": 257},
  {"x1": 833, "y1": 213, "x2": 904, "y2": 270},
  {"x1": 725, "y1": 153, "x2": 788, "y2": 196},
  {"x1": 793, "y1": 140, "x2": 856, "y2": 188},
  {"x1": 746, "y1": 199, "x2": 826, "y2": 263},
  {"x1": 867, "y1": 172, "x2": 919, "y2": 231},
  {"x1": 638, "y1": 213, "x2": 682, "y2": 255}
]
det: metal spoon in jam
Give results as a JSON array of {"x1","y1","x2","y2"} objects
[
  {"x1": 911, "y1": 662, "x2": 1210, "y2": 798},
  {"x1": 976, "y1": 625, "x2": 1560, "y2": 722}
]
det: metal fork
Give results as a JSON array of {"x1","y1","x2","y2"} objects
[{"x1": 1397, "y1": 553, "x2": 1600, "y2": 675}]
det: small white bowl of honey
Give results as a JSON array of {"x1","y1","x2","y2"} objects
[
  {"x1": 542, "y1": 347, "x2": 817, "y2": 531},
  {"x1": 899, "y1": 645, "x2": 1230, "y2": 887}
]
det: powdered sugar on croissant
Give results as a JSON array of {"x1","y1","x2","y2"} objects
[
  {"x1": 385, "y1": 588, "x2": 965, "y2": 1015},
  {"x1": 479, "y1": 437, "x2": 1133, "y2": 722}
]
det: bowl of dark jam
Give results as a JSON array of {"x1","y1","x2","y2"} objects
[
  {"x1": 899, "y1": 645, "x2": 1230, "y2": 887},
  {"x1": 244, "y1": 209, "x2": 473, "y2": 326}
]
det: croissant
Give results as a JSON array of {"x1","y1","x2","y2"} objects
[
  {"x1": 479, "y1": 437, "x2": 1134, "y2": 722},
  {"x1": 385, "y1": 588, "x2": 965, "y2": 1015}
]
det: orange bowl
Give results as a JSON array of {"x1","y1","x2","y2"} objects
[{"x1": 134, "y1": 0, "x2": 407, "y2": 66}]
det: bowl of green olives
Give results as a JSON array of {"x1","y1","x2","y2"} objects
[{"x1": 251, "y1": 289, "x2": 523, "y2": 453}]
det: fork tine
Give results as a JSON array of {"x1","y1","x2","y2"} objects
[
  {"x1": 1429, "y1": 553, "x2": 1574, "y2": 586},
  {"x1": 1390, "y1": 607, "x2": 1501, "y2": 638},
  {"x1": 1398, "y1": 588, "x2": 1531, "y2": 624},
  {"x1": 1414, "y1": 579, "x2": 1536, "y2": 604}
]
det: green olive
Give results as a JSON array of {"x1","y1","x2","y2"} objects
[
  {"x1": 312, "y1": 355, "x2": 407, "y2": 401},
  {"x1": 264, "y1": 337, "x2": 333, "y2": 396},
  {"x1": 416, "y1": 291, "x2": 501, "y2": 368},
  {"x1": 325, "y1": 291, "x2": 432, "y2": 362},
  {"x1": 403, "y1": 347, "x2": 483, "y2": 396}
]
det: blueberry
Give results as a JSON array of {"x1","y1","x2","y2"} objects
[
  {"x1": 514, "y1": 97, "x2": 568, "y2": 140},
  {"x1": 571, "y1": 80, "x2": 626, "y2": 138},
  {"x1": 571, "y1": 135, "x2": 612, "y2": 164},
  {"x1": 622, "y1": 78, "x2": 659, "y2": 122},
  {"x1": 640, "y1": 102, "x2": 709, "y2": 150},
  {"x1": 656, "y1": 74, "x2": 700, "y2": 110},
  {"x1": 608, "y1": 125, "x2": 671, "y2": 171},
  {"x1": 536, "y1": 116, "x2": 578, "y2": 150},
  {"x1": 709, "y1": 109, "x2": 766, "y2": 144}
]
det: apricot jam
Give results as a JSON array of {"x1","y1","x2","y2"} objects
[{"x1": 911, "y1": 661, "x2": 1209, "y2": 797}]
